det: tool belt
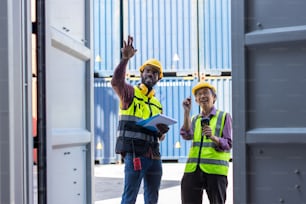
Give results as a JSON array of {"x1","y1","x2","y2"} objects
[{"x1": 115, "y1": 122, "x2": 159, "y2": 155}]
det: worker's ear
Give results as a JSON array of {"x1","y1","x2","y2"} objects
[{"x1": 213, "y1": 95, "x2": 217, "y2": 104}]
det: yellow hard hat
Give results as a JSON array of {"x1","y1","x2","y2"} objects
[
  {"x1": 192, "y1": 82, "x2": 216, "y2": 96},
  {"x1": 139, "y1": 58, "x2": 163, "y2": 79}
]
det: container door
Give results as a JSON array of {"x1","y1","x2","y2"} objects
[
  {"x1": 0, "y1": 0, "x2": 32, "y2": 203},
  {"x1": 45, "y1": 0, "x2": 94, "y2": 203},
  {"x1": 232, "y1": 0, "x2": 306, "y2": 203}
]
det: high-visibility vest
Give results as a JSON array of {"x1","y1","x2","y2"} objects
[
  {"x1": 184, "y1": 110, "x2": 230, "y2": 176},
  {"x1": 115, "y1": 86, "x2": 162, "y2": 154}
]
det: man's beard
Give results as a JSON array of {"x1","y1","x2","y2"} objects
[{"x1": 142, "y1": 77, "x2": 156, "y2": 88}]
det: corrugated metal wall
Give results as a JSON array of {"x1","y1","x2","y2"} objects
[
  {"x1": 94, "y1": 77, "x2": 232, "y2": 162},
  {"x1": 94, "y1": 0, "x2": 231, "y2": 76},
  {"x1": 198, "y1": 0, "x2": 231, "y2": 75},
  {"x1": 94, "y1": 78, "x2": 119, "y2": 164},
  {"x1": 123, "y1": 0, "x2": 198, "y2": 76},
  {"x1": 93, "y1": 0, "x2": 232, "y2": 163},
  {"x1": 93, "y1": 0, "x2": 121, "y2": 76},
  {"x1": 157, "y1": 78, "x2": 197, "y2": 161},
  {"x1": 205, "y1": 77, "x2": 232, "y2": 115}
]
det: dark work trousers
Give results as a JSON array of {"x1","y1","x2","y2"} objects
[{"x1": 181, "y1": 166, "x2": 228, "y2": 204}]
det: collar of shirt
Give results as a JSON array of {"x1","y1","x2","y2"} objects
[{"x1": 201, "y1": 106, "x2": 216, "y2": 118}]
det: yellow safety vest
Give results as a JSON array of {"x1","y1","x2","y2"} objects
[
  {"x1": 115, "y1": 86, "x2": 162, "y2": 154},
  {"x1": 119, "y1": 86, "x2": 162, "y2": 119},
  {"x1": 184, "y1": 110, "x2": 230, "y2": 176}
]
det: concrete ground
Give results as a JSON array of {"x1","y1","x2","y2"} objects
[
  {"x1": 94, "y1": 162, "x2": 233, "y2": 204},
  {"x1": 33, "y1": 162, "x2": 232, "y2": 204}
]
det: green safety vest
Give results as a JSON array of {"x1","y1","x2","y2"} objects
[
  {"x1": 115, "y1": 86, "x2": 163, "y2": 154},
  {"x1": 184, "y1": 110, "x2": 230, "y2": 176}
]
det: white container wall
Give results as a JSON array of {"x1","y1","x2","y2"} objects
[{"x1": 46, "y1": 0, "x2": 94, "y2": 202}]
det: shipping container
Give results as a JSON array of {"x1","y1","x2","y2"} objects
[
  {"x1": 205, "y1": 76, "x2": 232, "y2": 116},
  {"x1": 93, "y1": 0, "x2": 121, "y2": 76},
  {"x1": 94, "y1": 0, "x2": 232, "y2": 77},
  {"x1": 232, "y1": 0, "x2": 306, "y2": 203},
  {"x1": 122, "y1": 0, "x2": 198, "y2": 76},
  {"x1": 94, "y1": 78, "x2": 120, "y2": 164},
  {"x1": 198, "y1": 0, "x2": 232, "y2": 76},
  {"x1": 95, "y1": 76, "x2": 232, "y2": 162}
]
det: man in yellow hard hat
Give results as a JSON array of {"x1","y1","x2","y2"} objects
[
  {"x1": 180, "y1": 81, "x2": 232, "y2": 204},
  {"x1": 111, "y1": 35, "x2": 169, "y2": 204},
  {"x1": 139, "y1": 58, "x2": 163, "y2": 80}
]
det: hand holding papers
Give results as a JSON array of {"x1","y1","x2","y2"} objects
[{"x1": 136, "y1": 114, "x2": 177, "y2": 132}]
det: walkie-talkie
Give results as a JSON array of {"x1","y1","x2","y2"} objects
[
  {"x1": 201, "y1": 117, "x2": 210, "y2": 126},
  {"x1": 201, "y1": 117, "x2": 210, "y2": 138}
]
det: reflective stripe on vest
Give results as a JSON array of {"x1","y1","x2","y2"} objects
[
  {"x1": 117, "y1": 86, "x2": 162, "y2": 142},
  {"x1": 186, "y1": 158, "x2": 229, "y2": 166},
  {"x1": 117, "y1": 115, "x2": 157, "y2": 142},
  {"x1": 184, "y1": 110, "x2": 230, "y2": 176}
]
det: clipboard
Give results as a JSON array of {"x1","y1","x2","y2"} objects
[{"x1": 136, "y1": 114, "x2": 177, "y2": 132}]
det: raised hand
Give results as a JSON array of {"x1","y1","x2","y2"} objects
[
  {"x1": 121, "y1": 35, "x2": 137, "y2": 60},
  {"x1": 182, "y1": 96, "x2": 192, "y2": 112}
]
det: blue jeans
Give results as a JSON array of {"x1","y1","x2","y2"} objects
[{"x1": 121, "y1": 153, "x2": 163, "y2": 204}]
